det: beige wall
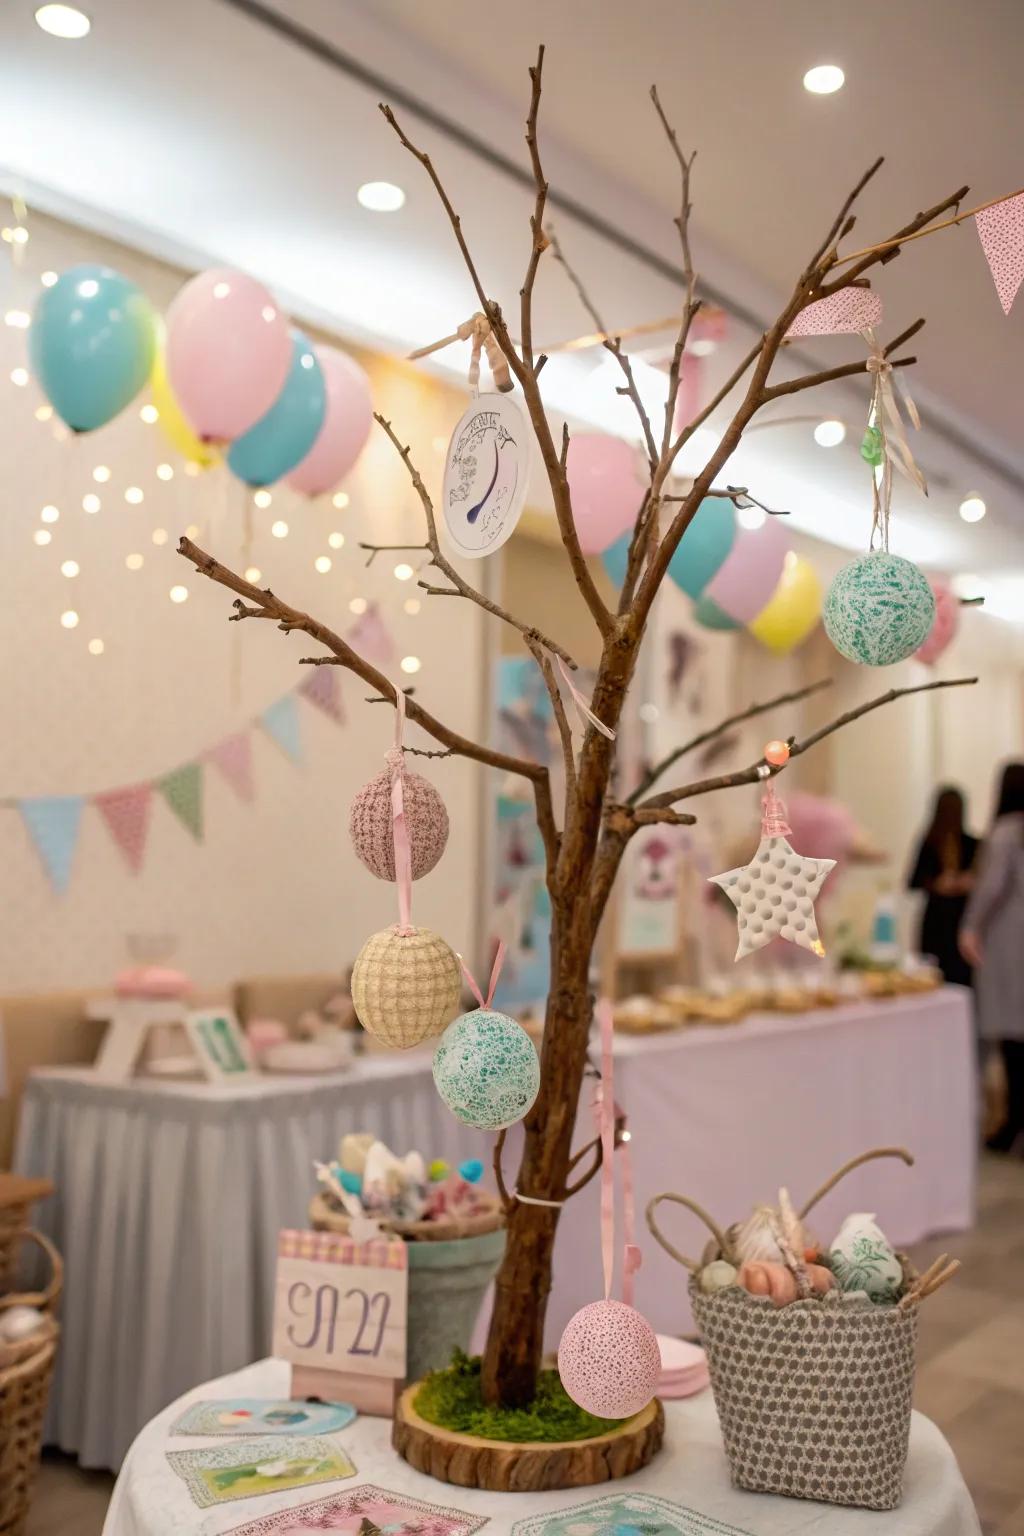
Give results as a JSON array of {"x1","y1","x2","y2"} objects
[{"x1": 0, "y1": 213, "x2": 486, "y2": 991}]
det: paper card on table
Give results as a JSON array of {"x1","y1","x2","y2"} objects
[
  {"x1": 511, "y1": 1491, "x2": 752, "y2": 1536},
  {"x1": 185, "y1": 1008, "x2": 255, "y2": 1080},
  {"x1": 272, "y1": 1230, "x2": 408, "y2": 1398},
  {"x1": 221, "y1": 1482, "x2": 489, "y2": 1535},
  {"x1": 171, "y1": 1399, "x2": 357, "y2": 1437},
  {"x1": 166, "y1": 1435, "x2": 355, "y2": 1509}
]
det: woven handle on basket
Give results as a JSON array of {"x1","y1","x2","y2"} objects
[
  {"x1": 797, "y1": 1146, "x2": 914, "y2": 1221},
  {"x1": 645, "y1": 1192, "x2": 732, "y2": 1272},
  {"x1": 0, "y1": 1228, "x2": 63, "y2": 1313}
]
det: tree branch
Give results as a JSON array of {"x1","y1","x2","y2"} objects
[
  {"x1": 373, "y1": 412, "x2": 578, "y2": 668},
  {"x1": 493, "y1": 1127, "x2": 514, "y2": 1215},
  {"x1": 564, "y1": 1110, "x2": 627, "y2": 1198},
  {"x1": 519, "y1": 45, "x2": 549, "y2": 371},
  {"x1": 640, "y1": 677, "x2": 978, "y2": 811},
  {"x1": 649, "y1": 84, "x2": 700, "y2": 464},
  {"x1": 628, "y1": 678, "x2": 833, "y2": 804},
  {"x1": 817, "y1": 185, "x2": 970, "y2": 295},
  {"x1": 763, "y1": 320, "x2": 926, "y2": 404}
]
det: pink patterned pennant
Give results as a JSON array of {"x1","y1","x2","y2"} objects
[
  {"x1": 786, "y1": 287, "x2": 883, "y2": 338},
  {"x1": 206, "y1": 732, "x2": 254, "y2": 803},
  {"x1": 94, "y1": 784, "x2": 153, "y2": 874},
  {"x1": 299, "y1": 665, "x2": 345, "y2": 724},
  {"x1": 976, "y1": 191, "x2": 1024, "y2": 314},
  {"x1": 345, "y1": 601, "x2": 394, "y2": 665}
]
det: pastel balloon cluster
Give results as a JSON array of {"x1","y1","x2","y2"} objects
[
  {"x1": 601, "y1": 486, "x2": 823, "y2": 656},
  {"x1": 30, "y1": 264, "x2": 372, "y2": 495}
]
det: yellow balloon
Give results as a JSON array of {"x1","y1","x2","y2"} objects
[
  {"x1": 748, "y1": 552, "x2": 823, "y2": 654},
  {"x1": 149, "y1": 339, "x2": 219, "y2": 469}
]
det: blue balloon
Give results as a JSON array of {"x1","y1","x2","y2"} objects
[
  {"x1": 228, "y1": 331, "x2": 326, "y2": 487},
  {"x1": 666, "y1": 497, "x2": 736, "y2": 598},
  {"x1": 30, "y1": 264, "x2": 156, "y2": 432},
  {"x1": 601, "y1": 531, "x2": 631, "y2": 589},
  {"x1": 693, "y1": 593, "x2": 741, "y2": 631}
]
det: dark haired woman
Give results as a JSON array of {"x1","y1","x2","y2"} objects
[
  {"x1": 961, "y1": 762, "x2": 1024, "y2": 1152},
  {"x1": 908, "y1": 786, "x2": 978, "y2": 986}
]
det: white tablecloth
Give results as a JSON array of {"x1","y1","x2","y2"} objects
[
  {"x1": 16, "y1": 988, "x2": 976, "y2": 1471},
  {"x1": 103, "y1": 1356, "x2": 981, "y2": 1536}
]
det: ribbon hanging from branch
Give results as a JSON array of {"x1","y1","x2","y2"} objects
[
  {"x1": 556, "y1": 656, "x2": 616, "y2": 741},
  {"x1": 388, "y1": 688, "x2": 415, "y2": 933},
  {"x1": 594, "y1": 997, "x2": 642, "y2": 1305},
  {"x1": 408, "y1": 313, "x2": 513, "y2": 393},
  {"x1": 458, "y1": 939, "x2": 507, "y2": 1010},
  {"x1": 861, "y1": 326, "x2": 926, "y2": 552}
]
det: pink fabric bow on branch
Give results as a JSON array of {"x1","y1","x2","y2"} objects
[{"x1": 594, "y1": 998, "x2": 641, "y2": 1306}]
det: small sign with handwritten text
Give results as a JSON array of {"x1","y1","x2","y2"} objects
[{"x1": 272, "y1": 1230, "x2": 408, "y2": 1393}]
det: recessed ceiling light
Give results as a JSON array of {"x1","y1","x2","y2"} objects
[
  {"x1": 814, "y1": 419, "x2": 846, "y2": 448},
  {"x1": 803, "y1": 64, "x2": 844, "y2": 94},
  {"x1": 737, "y1": 504, "x2": 767, "y2": 531},
  {"x1": 169, "y1": 585, "x2": 189, "y2": 604},
  {"x1": 88, "y1": 637, "x2": 104, "y2": 655},
  {"x1": 332, "y1": 491, "x2": 350, "y2": 510},
  {"x1": 60, "y1": 609, "x2": 79, "y2": 629},
  {"x1": 400, "y1": 654, "x2": 422, "y2": 675},
  {"x1": 314, "y1": 555, "x2": 332, "y2": 574},
  {"x1": 357, "y1": 181, "x2": 406, "y2": 212},
  {"x1": 327, "y1": 531, "x2": 345, "y2": 550},
  {"x1": 35, "y1": 4, "x2": 91, "y2": 38},
  {"x1": 959, "y1": 493, "x2": 986, "y2": 523}
]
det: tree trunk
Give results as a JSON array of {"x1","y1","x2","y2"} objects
[{"x1": 481, "y1": 890, "x2": 596, "y2": 1407}]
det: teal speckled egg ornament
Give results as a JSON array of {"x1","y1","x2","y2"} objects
[
  {"x1": 432, "y1": 1008, "x2": 540, "y2": 1130},
  {"x1": 824, "y1": 551, "x2": 935, "y2": 667}
]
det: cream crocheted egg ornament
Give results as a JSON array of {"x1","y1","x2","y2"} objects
[
  {"x1": 351, "y1": 925, "x2": 461, "y2": 1048},
  {"x1": 557, "y1": 1298, "x2": 661, "y2": 1419},
  {"x1": 432, "y1": 1008, "x2": 541, "y2": 1130},
  {"x1": 349, "y1": 756, "x2": 449, "y2": 882},
  {"x1": 823, "y1": 551, "x2": 935, "y2": 667}
]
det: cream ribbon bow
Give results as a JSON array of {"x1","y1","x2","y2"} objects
[
  {"x1": 862, "y1": 326, "x2": 927, "y2": 549},
  {"x1": 408, "y1": 312, "x2": 512, "y2": 393}
]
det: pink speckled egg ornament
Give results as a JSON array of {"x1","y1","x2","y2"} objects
[
  {"x1": 349, "y1": 750, "x2": 449, "y2": 882},
  {"x1": 557, "y1": 1298, "x2": 661, "y2": 1419}
]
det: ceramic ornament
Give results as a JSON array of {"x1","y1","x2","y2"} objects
[
  {"x1": 349, "y1": 759, "x2": 449, "y2": 881},
  {"x1": 558, "y1": 1000, "x2": 660, "y2": 1421},
  {"x1": 432, "y1": 941, "x2": 540, "y2": 1130},
  {"x1": 710, "y1": 779, "x2": 835, "y2": 961},
  {"x1": 824, "y1": 551, "x2": 935, "y2": 667},
  {"x1": 829, "y1": 1212, "x2": 903, "y2": 1302}
]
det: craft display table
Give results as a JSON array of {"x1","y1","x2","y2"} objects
[
  {"x1": 16, "y1": 987, "x2": 975, "y2": 1471},
  {"x1": 102, "y1": 1356, "x2": 980, "y2": 1536}
]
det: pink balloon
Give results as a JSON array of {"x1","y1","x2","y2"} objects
[
  {"x1": 165, "y1": 268, "x2": 292, "y2": 443},
  {"x1": 703, "y1": 513, "x2": 787, "y2": 623},
  {"x1": 566, "y1": 434, "x2": 643, "y2": 555},
  {"x1": 286, "y1": 347, "x2": 372, "y2": 497},
  {"x1": 914, "y1": 578, "x2": 959, "y2": 665}
]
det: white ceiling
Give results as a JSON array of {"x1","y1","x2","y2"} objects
[{"x1": 1, "y1": 0, "x2": 1022, "y2": 609}]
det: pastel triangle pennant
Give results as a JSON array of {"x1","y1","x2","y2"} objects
[
  {"x1": 786, "y1": 287, "x2": 883, "y2": 338},
  {"x1": 19, "y1": 795, "x2": 84, "y2": 894},
  {"x1": 94, "y1": 784, "x2": 153, "y2": 874},
  {"x1": 345, "y1": 602, "x2": 394, "y2": 665},
  {"x1": 299, "y1": 666, "x2": 345, "y2": 724},
  {"x1": 260, "y1": 695, "x2": 303, "y2": 763},
  {"x1": 976, "y1": 191, "x2": 1024, "y2": 314},
  {"x1": 158, "y1": 762, "x2": 204, "y2": 841},
  {"x1": 207, "y1": 731, "x2": 254, "y2": 803}
]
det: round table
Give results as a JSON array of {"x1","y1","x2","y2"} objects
[{"x1": 102, "y1": 1357, "x2": 980, "y2": 1536}]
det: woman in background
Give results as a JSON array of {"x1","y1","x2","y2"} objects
[
  {"x1": 960, "y1": 762, "x2": 1024, "y2": 1152},
  {"x1": 908, "y1": 786, "x2": 978, "y2": 986}
]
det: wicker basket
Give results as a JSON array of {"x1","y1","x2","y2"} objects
[
  {"x1": 648, "y1": 1147, "x2": 922, "y2": 1512},
  {"x1": 308, "y1": 1189, "x2": 503, "y2": 1242},
  {"x1": 0, "y1": 1230, "x2": 63, "y2": 1536},
  {"x1": 0, "y1": 1179, "x2": 52, "y2": 1292}
]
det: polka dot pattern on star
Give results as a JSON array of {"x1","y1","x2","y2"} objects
[{"x1": 710, "y1": 835, "x2": 835, "y2": 960}]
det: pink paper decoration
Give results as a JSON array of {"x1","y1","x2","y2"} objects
[
  {"x1": 786, "y1": 288, "x2": 883, "y2": 338},
  {"x1": 95, "y1": 784, "x2": 153, "y2": 874},
  {"x1": 915, "y1": 577, "x2": 960, "y2": 665},
  {"x1": 703, "y1": 512, "x2": 787, "y2": 624},
  {"x1": 207, "y1": 732, "x2": 254, "y2": 803},
  {"x1": 346, "y1": 602, "x2": 394, "y2": 666},
  {"x1": 975, "y1": 192, "x2": 1024, "y2": 314},
  {"x1": 286, "y1": 346, "x2": 373, "y2": 497},
  {"x1": 349, "y1": 765, "x2": 449, "y2": 882},
  {"x1": 566, "y1": 434, "x2": 643, "y2": 555},
  {"x1": 300, "y1": 664, "x2": 345, "y2": 723},
  {"x1": 557, "y1": 1297, "x2": 662, "y2": 1419}
]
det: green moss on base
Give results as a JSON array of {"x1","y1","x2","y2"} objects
[{"x1": 413, "y1": 1351, "x2": 624, "y2": 1443}]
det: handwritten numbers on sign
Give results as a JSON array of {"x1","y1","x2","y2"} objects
[{"x1": 272, "y1": 1234, "x2": 408, "y2": 1386}]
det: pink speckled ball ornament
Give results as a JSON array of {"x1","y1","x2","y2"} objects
[
  {"x1": 349, "y1": 750, "x2": 449, "y2": 882},
  {"x1": 557, "y1": 1298, "x2": 661, "y2": 1419}
]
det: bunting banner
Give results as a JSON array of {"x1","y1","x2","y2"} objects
[
  {"x1": 975, "y1": 191, "x2": 1024, "y2": 315},
  {"x1": 2, "y1": 610, "x2": 386, "y2": 894},
  {"x1": 786, "y1": 287, "x2": 883, "y2": 339}
]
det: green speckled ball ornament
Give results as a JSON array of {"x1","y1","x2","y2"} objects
[
  {"x1": 432, "y1": 1008, "x2": 540, "y2": 1130},
  {"x1": 824, "y1": 551, "x2": 935, "y2": 667}
]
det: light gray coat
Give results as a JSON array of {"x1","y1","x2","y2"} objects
[{"x1": 964, "y1": 813, "x2": 1024, "y2": 1041}]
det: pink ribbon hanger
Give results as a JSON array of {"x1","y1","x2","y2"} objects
[
  {"x1": 761, "y1": 778, "x2": 791, "y2": 839},
  {"x1": 389, "y1": 688, "x2": 414, "y2": 934},
  {"x1": 594, "y1": 998, "x2": 641, "y2": 1305},
  {"x1": 556, "y1": 656, "x2": 616, "y2": 741},
  {"x1": 458, "y1": 939, "x2": 507, "y2": 1011}
]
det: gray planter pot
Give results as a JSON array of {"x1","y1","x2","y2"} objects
[{"x1": 405, "y1": 1226, "x2": 506, "y2": 1382}]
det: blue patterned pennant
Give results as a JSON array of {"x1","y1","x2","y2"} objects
[{"x1": 19, "y1": 795, "x2": 85, "y2": 894}]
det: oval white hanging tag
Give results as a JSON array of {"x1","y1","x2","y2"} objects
[{"x1": 441, "y1": 393, "x2": 528, "y2": 559}]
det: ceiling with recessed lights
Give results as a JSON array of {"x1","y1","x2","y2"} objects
[{"x1": 1, "y1": 0, "x2": 1022, "y2": 608}]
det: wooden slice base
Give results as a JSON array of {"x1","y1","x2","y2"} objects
[{"x1": 392, "y1": 1383, "x2": 665, "y2": 1492}]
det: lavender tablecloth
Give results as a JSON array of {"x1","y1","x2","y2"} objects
[{"x1": 16, "y1": 987, "x2": 975, "y2": 1471}]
